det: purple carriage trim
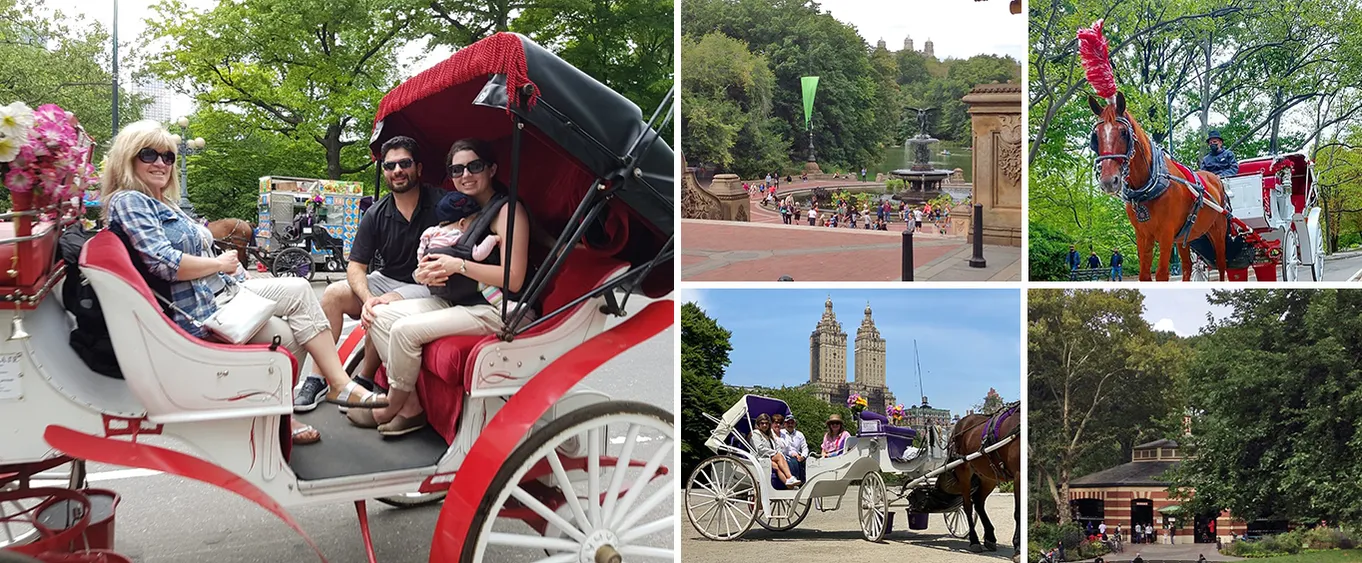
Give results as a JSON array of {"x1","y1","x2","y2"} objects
[
  {"x1": 859, "y1": 410, "x2": 919, "y2": 462},
  {"x1": 981, "y1": 404, "x2": 1019, "y2": 443}
]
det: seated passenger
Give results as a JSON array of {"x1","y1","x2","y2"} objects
[
  {"x1": 101, "y1": 120, "x2": 389, "y2": 445},
  {"x1": 348, "y1": 138, "x2": 535, "y2": 437},
  {"x1": 780, "y1": 415, "x2": 808, "y2": 481},
  {"x1": 750, "y1": 414, "x2": 800, "y2": 487},
  {"x1": 822, "y1": 414, "x2": 851, "y2": 457}
]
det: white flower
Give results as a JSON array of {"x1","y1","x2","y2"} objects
[
  {"x1": 0, "y1": 101, "x2": 34, "y2": 140},
  {"x1": 0, "y1": 134, "x2": 20, "y2": 163}
]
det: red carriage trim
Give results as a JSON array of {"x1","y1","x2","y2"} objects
[
  {"x1": 372, "y1": 32, "x2": 538, "y2": 147},
  {"x1": 1077, "y1": 19, "x2": 1117, "y2": 99},
  {"x1": 43, "y1": 424, "x2": 327, "y2": 562},
  {"x1": 430, "y1": 299, "x2": 673, "y2": 562}
]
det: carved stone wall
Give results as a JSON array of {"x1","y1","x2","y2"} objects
[
  {"x1": 961, "y1": 82, "x2": 1022, "y2": 246},
  {"x1": 681, "y1": 158, "x2": 749, "y2": 221}
]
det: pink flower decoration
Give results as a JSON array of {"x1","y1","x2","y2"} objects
[{"x1": 5, "y1": 168, "x2": 35, "y2": 193}]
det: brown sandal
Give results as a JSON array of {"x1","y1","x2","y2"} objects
[
  {"x1": 326, "y1": 381, "x2": 388, "y2": 409},
  {"x1": 346, "y1": 407, "x2": 380, "y2": 429},
  {"x1": 292, "y1": 424, "x2": 321, "y2": 445},
  {"x1": 378, "y1": 412, "x2": 428, "y2": 437}
]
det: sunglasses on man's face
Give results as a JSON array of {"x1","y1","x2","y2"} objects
[
  {"x1": 382, "y1": 158, "x2": 414, "y2": 171},
  {"x1": 137, "y1": 148, "x2": 175, "y2": 165},
  {"x1": 447, "y1": 159, "x2": 489, "y2": 177}
]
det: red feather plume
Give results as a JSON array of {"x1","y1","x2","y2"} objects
[{"x1": 1077, "y1": 19, "x2": 1117, "y2": 99}]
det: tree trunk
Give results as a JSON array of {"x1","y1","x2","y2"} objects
[
  {"x1": 1199, "y1": 34, "x2": 1212, "y2": 154},
  {"x1": 1269, "y1": 88, "x2": 1282, "y2": 154},
  {"x1": 322, "y1": 122, "x2": 343, "y2": 180}
]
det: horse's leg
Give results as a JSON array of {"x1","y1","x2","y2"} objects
[
  {"x1": 977, "y1": 480, "x2": 998, "y2": 551},
  {"x1": 1154, "y1": 230, "x2": 1175, "y2": 282},
  {"x1": 1137, "y1": 231, "x2": 1155, "y2": 282},
  {"x1": 956, "y1": 466, "x2": 983, "y2": 552},
  {"x1": 1212, "y1": 216, "x2": 1229, "y2": 281},
  {"x1": 1178, "y1": 242, "x2": 1194, "y2": 282}
]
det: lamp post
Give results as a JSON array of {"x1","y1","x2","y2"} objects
[{"x1": 172, "y1": 116, "x2": 206, "y2": 218}]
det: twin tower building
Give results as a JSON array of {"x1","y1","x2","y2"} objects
[{"x1": 810, "y1": 297, "x2": 896, "y2": 414}]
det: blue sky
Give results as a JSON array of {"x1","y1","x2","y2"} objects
[{"x1": 681, "y1": 288, "x2": 1022, "y2": 417}]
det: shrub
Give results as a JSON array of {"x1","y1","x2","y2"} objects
[
  {"x1": 1030, "y1": 522, "x2": 1085, "y2": 560},
  {"x1": 1337, "y1": 231, "x2": 1361, "y2": 250},
  {"x1": 885, "y1": 178, "x2": 905, "y2": 192},
  {"x1": 1076, "y1": 538, "x2": 1110, "y2": 559}
]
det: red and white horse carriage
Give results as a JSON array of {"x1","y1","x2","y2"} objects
[
  {"x1": 1186, "y1": 152, "x2": 1325, "y2": 281},
  {"x1": 0, "y1": 32, "x2": 675, "y2": 562}
]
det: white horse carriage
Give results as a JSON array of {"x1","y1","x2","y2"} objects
[
  {"x1": 684, "y1": 395, "x2": 1016, "y2": 543},
  {"x1": 1, "y1": 33, "x2": 675, "y2": 563}
]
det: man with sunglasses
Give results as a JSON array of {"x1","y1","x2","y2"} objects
[{"x1": 308, "y1": 136, "x2": 444, "y2": 411}]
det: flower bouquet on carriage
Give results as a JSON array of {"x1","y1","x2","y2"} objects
[
  {"x1": 0, "y1": 101, "x2": 96, "y2": 289},
  {"x1": 847, "y1": 393, "x2": 867, "y2": 416}
]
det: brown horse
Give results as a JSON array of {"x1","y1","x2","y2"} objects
[
  {"x1": 942, "y1": 403, "x2": 1020, "y2": 560},
  {"x1": 1089, "y1": 92, "x2": 1230, "y2": 281},
  {"x1": 206, "y1": 218, "x2": 256, "y2": 267}
]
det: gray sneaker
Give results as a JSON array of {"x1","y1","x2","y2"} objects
[{"x1": 294, "y1": 377, "x2": 329, "y2": 412}]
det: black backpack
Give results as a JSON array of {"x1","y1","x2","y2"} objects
[{"x1": 60, "y1": 223, "x2": 122, "y2": 379}]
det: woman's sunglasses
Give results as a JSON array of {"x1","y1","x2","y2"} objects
[
  {"x1": 447, "y1": 159, "x2": 489, "y2": 177},
  {"x1": 137, "y1": 148, "x2": 176, "y2": 165},
  {"x1": 382, "y1": 158, "x2": 414, "y2": 171}
]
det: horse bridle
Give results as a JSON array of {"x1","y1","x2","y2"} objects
[{"x1": 1090, "y1": 116, "x2": 1138, "y2": 181}]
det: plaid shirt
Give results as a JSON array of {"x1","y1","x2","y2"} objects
[{"x1": 106, "y1": 190, "x2": 229, "y2": 338}]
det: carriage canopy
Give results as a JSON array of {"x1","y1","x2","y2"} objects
[
  {"x1": 704, "y1": 394, "x2": 793, "y2": 453},
  {"x1": 368, "y1": 33, "x2": 674, "y2": 296}
]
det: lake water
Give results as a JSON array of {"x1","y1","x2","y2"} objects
[{"x1": 871, "y1": 141, "x2": 973, "y2": 182}]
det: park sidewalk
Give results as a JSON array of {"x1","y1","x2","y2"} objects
[{"x1": 681, "y1": 219, "x2": 1020, "y2": 281}]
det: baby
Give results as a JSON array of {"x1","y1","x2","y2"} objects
[{"x1": 417, "y1": 191, "x2": 499, "y2": 262}]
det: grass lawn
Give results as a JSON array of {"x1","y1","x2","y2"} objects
[{"x1": 1252, "y1": 551, "x2": 1362, "y2": 562}]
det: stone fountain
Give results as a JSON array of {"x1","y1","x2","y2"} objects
[{"x1": 891, "y1": 107, "x2": 953, "y2": 203}]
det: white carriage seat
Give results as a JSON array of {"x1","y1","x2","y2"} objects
[
  {"x1": 79, "y1": 230, "x2": 300, "y2": 424},
  {"x1": 373, "y1": 247, "x2": 631, "y2": 443}
]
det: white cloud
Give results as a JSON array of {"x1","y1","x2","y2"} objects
[{"x1": 1152, "y1": 318, "x2": 1177, "y2": 334}]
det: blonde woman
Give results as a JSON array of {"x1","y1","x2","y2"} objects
[{"x1": 100, "y1": 120, "x2": 386, "y2": 444}]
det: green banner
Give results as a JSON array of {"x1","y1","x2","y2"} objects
[{"x1": 801, "y1": 76, "x2": 820, "y2": 127}]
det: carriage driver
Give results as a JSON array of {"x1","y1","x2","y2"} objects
[
  {"x1": 1200, "y1": 130, "x2": 1240, "y2": 178},
  {"x1": 298, "y1": 136, "x2": 445, "y2": 411}
]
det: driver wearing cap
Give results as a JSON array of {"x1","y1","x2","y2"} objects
[{"x1": 1200, "y1": 130, "x2": 1239, "y2": 178}]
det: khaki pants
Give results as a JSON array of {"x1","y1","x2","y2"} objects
[
  {"x1": 238, "y1": 277, "x2": 328, "y2": 365},
  {"x1": 369, "y1": 297, "x2": 503, "y2": 391}
]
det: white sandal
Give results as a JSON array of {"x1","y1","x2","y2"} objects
[{"x1": 326, "y1": 381, "x2": 388, "y2": 408}]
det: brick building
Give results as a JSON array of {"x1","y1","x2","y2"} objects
[{"x1": 1068, "y1": 439, "x2": 1250, "y2": 544}]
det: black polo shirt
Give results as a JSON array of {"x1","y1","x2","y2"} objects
[{"x1": 349, "y1": 183, "x2": 444, "y2": 283}]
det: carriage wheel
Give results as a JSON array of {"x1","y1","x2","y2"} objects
[
  {"x1": 270, "y1": 247, "x2": 314, "y2": 281},
  {"x1": 1311, "y1": 224, "x2": 1326, "y2": 281},
  {"x1": 944, "y1": 505, "x2": 969, "y2": 538},
  {"x1": 1190, "y1": 255, "x2": 1210, "y2": 282},
  {"x1": 858, "y1": 471, "x2": 889, "y2": 542},
  {"x1": 1282, "y1": 227, "x2": 1301, "y2": 282},
  {"x1": 0, "y1": 459, "x2": 87, "y2": 550},
  {"x1": 462, "y1": 401, "x2": 674, "y2": 562},
  {"x1": 685, "y1": 456, "x2": 757, "y2": 540},
  {"x1": 756, "y1": 496, "x2": 811, "y2": 532}
]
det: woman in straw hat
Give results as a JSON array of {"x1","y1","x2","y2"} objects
[{"x1": 821, "y1": 413, "x2": 852, "y2": 457}]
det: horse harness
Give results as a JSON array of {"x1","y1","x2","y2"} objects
[
  {"x1": 1091, "y1": 119, "x2": 1231, "y2": 245},
  {"x1": 978, "y1": 402, "x2": 1019, "y2": 481}
]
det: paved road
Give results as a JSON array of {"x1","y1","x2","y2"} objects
[
  {"x1": 1323, "y1": 250, "x2": 1362, "y2": 280},
  {"x1": 682, "y1": 490, "x2": 1017, "y2": 563},
  {"x1": 61, "y1": 285, "x2": 675, "y2": 563}
]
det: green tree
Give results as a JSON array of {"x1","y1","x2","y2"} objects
[
  {"x1": 0, "y1": 0, "x2": 145, "y2": 154},
  {"x1": 679, "y1": 33, "x2": 785, "y2": 176},
  {"x1": 681, "y1": 302, "x2": 738, "y2": 478},
  {"x1": 511, "y1": 0, "x2": 673, "y2": 115},
  {"x1": 143, "y1": 0, "x2": 422, "y2": 180},
  {"x1": 1028, "y1": 289, "x2": 1189, "y2": 524},
  {"x1": 1173, "y1": 290, "x2": 1362, "y2": 524}
]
